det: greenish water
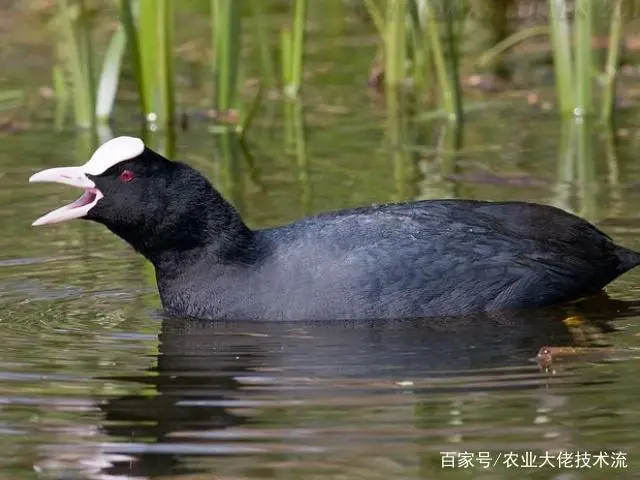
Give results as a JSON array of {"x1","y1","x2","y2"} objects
[
  {"x1": 4, "y1": 5, "x2": 640, "y2": 479},
  {"x1": 2, "y1": 104, "x2": 640, "y2": 480}
]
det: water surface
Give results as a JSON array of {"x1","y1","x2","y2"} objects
[{"x1": 3, "y1": 10, "x2": 640, "y2": 478}]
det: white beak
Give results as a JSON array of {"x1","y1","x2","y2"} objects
[{"x1": 29, "y1": 166, "x2": 104, "y2": 226}]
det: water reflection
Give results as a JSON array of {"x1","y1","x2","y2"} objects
[{"x1": 36, "y1": 295, "x2": 637, "y2": 479}]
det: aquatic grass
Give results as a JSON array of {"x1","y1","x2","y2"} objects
[
  {"x1": 476, "y1": 25, "x2": 550, "y2": 69},
  {"x1": 406, "y1": 0, "x2": 431, "y2": 89},
  {"x1": 95, "y1": 24, "x2": 127, "y2": 123},
  {"x1": 601, "y1": 0, "x2": 625, "y2": 123},
  {"x1": 573, "y1": 0, "x2": 594, "y2": 117},
  {"x1": 440, "y1": 1, "x2": 462, "y2": 122},
  {"x1": 547, "y1": 0, "x2": 574, "y2": 115},
  {"x1": 362, "y1": 0, "x2": 385, "y2": 36},
  {"x1": 361, "y1": 0, "x2": 461, "y2": 119},
  {"x1": 424, "y1": 0, "x2": 462, "y2": 121},
  {"x1": 383, "y1": 0, "x2": 406, "y2": 89},
  {"x1": 248, "y1": 0, "x2": 277, "y2": 89},
  {"x1": 118, "y1": 0, "x2": 175, "y2": 130},
  {"x1": 38, "y1": 0, "x2": 640, "y2": 134},
  {"x1": 212, "y1": 0, "x2": 242, "y2": 115},
  {"x1": 139, "y1": 0, "x2": 175, "y2": 130},
  {"x1": 281, "y1": 0, "x2": 307, "y2": 98},
  {"x1": 119, "y1": 0, "x2": 147, "y2": 122},
  {"x1": 479, "y1": 0, "x2": 594, "y2": 117},
  {"x1": 51, "y1": 0, "x2": 96, "y2": 128}
]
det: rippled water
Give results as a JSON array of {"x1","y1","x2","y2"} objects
[{"x1": 1, "y1": 111, "x2": 640, "y2": 480}]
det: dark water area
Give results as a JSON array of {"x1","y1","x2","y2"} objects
[{"x1": 4, "y1": 4, "x2": 640, "y2": 479}]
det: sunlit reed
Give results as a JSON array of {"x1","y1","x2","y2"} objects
[
  {"x1": 212, "y1": 0, "x2": 242, "y2": 116},
  {"x1": 573, "y1": 0, "x2": 593, "y2": 116},
  {"x1": 45, "y1": 0, "x2": 640, "y2": 133},
  {"x1": 547, "y1": 0, "x2": 574, "y2": 115},
  {"x1": 601, "y1": 0, "x2": 624, "y2": 123},
  {"x1": 281, "y1": 0, "x2": 307, "y2": 98},
  {"x1": 52, "y1": 0, "x2": 95, "y2": 128}
]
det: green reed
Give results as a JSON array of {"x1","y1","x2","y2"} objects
[
  {"x1": 573, "y1": 0, "x2": 594, "y2": 116},
  {"x1": 51, "y1": 0, "x2": 96, "y2": 128},
  {"x1": 119, "y1": 0, "x2": 146, "y2": 122},
  {"x1": 42, "y1": 0, "x2": 640, "y2": 136},
  {"x1": 95, "y1": 23, "x2": 126, "y2": 123},
  {"x1": 547, "y1": 0, "x2": 574, "y2": 114},
  {"x1": 425, "y1": 0, "x2": 461, "y2": 121},
  {"x1": 406, "y1": 0, "x2": 431, "y2": 90},
  {"x1": 118, "y1": 0, "x2": 175, "y2": 130},
  {"x1": 362, "y1": 0, "x2": 462, "y2": 120},
  {"x1": 51, "y1": 0, "x2": 175, "y2": 130},
  {"x1": 137, "y1": 0, "x2": 175, "y2": 130},
  {"x1": 383, "y1": 0, "x2": 406, "y2": 89},
  {"x1": 601, "y1": 0, "x2": 625, "y2": 123},
  {"x1": 212, "y1": 0, "x2": 242, "y2": 115},
  {"x1": 249, "y1": 0, "x2": 277, "y2": 89},
  {"x1": 281, "y1": 0, "x2": 307, "y2": 98},
  {"x1": 361, "y1": 0, "x2": 408, "y2": 89}
]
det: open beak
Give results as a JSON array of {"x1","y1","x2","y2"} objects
[{"x1": 29, "y1": 166, "x2": 103, "y2": 226}]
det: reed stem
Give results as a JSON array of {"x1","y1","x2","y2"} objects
[
  {"x1": 384, "y1": 0, "x2": 406, "y2": 88},
  {"x1": 573, "y1": 0, "x2": 593, "y2": 116},
  {"x1": 77, "y1": 0, "x2": 96, "y2": 123},
  {"x1": 282, "y1": 0, "x2": 307, "y2": 98},
  {"x1": 212, "y1": 0, "x2": 242, "y2": 114},
  {"x1": 119, "y1": 0, "x2": 147, "y2": 121},
  {"x1": 137, "y1": 0, "x2": 174, "y2": 129},
  {"x1": 442, "y1": 1, "x2": 462, "y2": 122},
  {"x1": 249, "y1": 0, "x2": 277, "y2": 88},
  {"x1": 601, "y1": 0, "x2": 624, "y2": 123},
  {"x1": 55, "y1": 0, "x2": 94, "y2": 128},
  {"x1": 547, "y1": 0, "x2": 574, "y2": 114},
  {"x1": 425, "y1": 1, "x2": 458, "y2": 120},
  {"x1": 96, "y1": 25, "x2": 126, "y2": 123}
]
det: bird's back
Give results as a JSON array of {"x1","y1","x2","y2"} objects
[
  {"x1": 162, "y1": 200, "x2": 640, "y2": 321},
  {"x1": 251, "y1": 200, "x2": 640, "y2": 318}
]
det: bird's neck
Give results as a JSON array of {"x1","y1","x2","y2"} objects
[
  {"x1": 148, "y1": 201, "x2": 255, "y2": 274},
  {"x1": 146, "y1": 216, "x2": 256, "y2": 281},
  {"x1": 106, "y1": 182, "x2": 257, "y2": 278}
]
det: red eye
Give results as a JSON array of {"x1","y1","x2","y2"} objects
[{"x1": 119, "y1": 170, "x2": 134, "y2": 182}]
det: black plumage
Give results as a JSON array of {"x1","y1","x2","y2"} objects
[{"x1": 72, "y1": 147, "x2": 640, "y2": 321}]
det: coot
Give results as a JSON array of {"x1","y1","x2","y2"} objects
[{"x1": 28, "y1": 136, "x2": 640, "y2": 321}]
